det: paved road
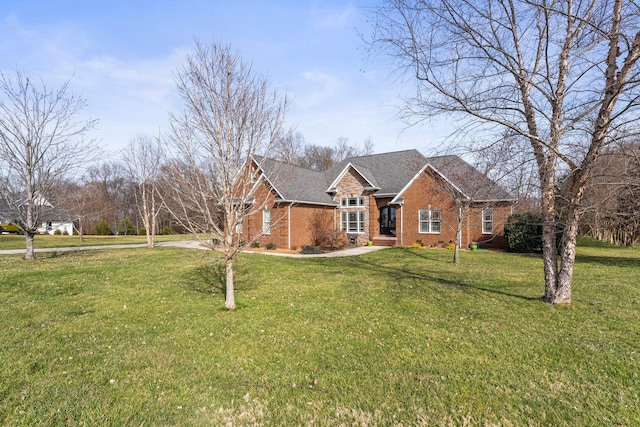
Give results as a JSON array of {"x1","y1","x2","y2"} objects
[{"x1": 0, "y1": 240, "x2": 387, "y2": 257}]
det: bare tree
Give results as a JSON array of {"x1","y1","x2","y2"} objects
[
  {"x1": 164, "y1": 41, "x2": 290, "y2": 309},
  {"x1": 0, "y1": 71, "x2": 98, "y2": 259},
  {"x1": 273, "y1": 131, "x2": 306, "y2": 164},
  {"x1": 334, "y1": 136, "x2": 375, "y2": 161},
  {"x1": 293, "y1": 137, "x2": 375, "y2": 171},
  {"x1": 369, "y1": 0, "x2": 640, "y2": 304},
  {"x1": 580, "y1": 141, "x2": 640, "y2": 245},
  {"x1": 124, "y1": 134, "x2": 163, "y2": 248},
  {"x1": 83, "y1": 161, "x2": 131, "y2": 234}
]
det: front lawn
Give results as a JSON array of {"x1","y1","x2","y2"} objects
[{"x1": 0, "y1": 242, "x2": 638, "y2": 425}]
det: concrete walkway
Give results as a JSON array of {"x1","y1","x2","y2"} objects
[{"x1": 0, "y1": 240, "x2": 387, "y2": 257}]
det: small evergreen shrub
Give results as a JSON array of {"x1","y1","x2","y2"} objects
[
  {"x1": 140, "y1": 227, "x2": 147, "y2": 235},
  {"x1": 53, "y1": 229, "x2": 62, "y2": 236},
  {"x1": 250, "y1": 241, "x2": 260, "y2": 248},
  {"x1": 162, "y1": 226, "x2": 172, "y2": 235},
  {"x1": 300, "y1": 245, "x2": 323, "y2": 254},
  {"x1": 93, "y1": 220, "x2": 113, "y2": 235},
  {"x1": 265, "y1": 242, "x2": 276, "y2": 250},
  {"x1": 118, "y1": 217, "x2": 136, "y2": 236},
  {"x1": 504, "y1": 212, "x2": 543, "y2": 253}
]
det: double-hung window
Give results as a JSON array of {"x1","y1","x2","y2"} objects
[
  {"x1": 339, "y1": 196, "x2": 366, "y2": 233},
  {"x1": 341, "y1": 211, "x2": 365, "y2": 233},
  {"x1": 419, "y1": 209, "x2": 441, "y2": 233},
  {"x1": 482, "y1": 208, "x2": 493, "y2": 234},
  {"x1": 262, "y1": 209, "x2": 271, "y2": 234}
]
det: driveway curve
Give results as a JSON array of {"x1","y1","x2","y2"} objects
[{"x1": 0, "y1": 240, "x2": 387, "y2": 257}]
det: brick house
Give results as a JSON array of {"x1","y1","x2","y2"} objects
[{"x1": 242, "y1": 149, "x2": 516, "y2": 249}]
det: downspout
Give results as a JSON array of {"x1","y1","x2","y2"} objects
[
  {"x1": 399, "y1": 201, "x2": 404, "y2": 246},
  {"x1": 288, "y1": 203, "x2": 291, "y2": 250}
]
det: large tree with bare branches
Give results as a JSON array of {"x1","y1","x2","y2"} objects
[
  {"x1": 0, "y1": 71, "x2": 98, "y2": 259},
  {"x1": 369, "y1": 0, "x2": 640, "y2": 304},
  {"x1": 164, "y1": 41, "x2": 290, "y2": 309}
]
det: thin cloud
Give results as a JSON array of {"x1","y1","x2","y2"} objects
[{"x1": 312, "y1": 4, "x2": 358, "y2": 30}]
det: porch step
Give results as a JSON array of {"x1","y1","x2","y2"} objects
[{"x1": 371, "y1": 236, "x2": 396, "y2": 247}]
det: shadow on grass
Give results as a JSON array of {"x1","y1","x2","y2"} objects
[
  {"x1": 574, "y1": 254, "x2": 640, "y2": 268},
  {"x1": 350, "y1": 248, "x2": 542, "y2": 302},
  {"x1": 179, "y1": 258, "x2": 259, "y2": 295}
]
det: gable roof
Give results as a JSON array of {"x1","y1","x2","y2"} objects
[
  {"x1": 325, "y1": 162, "x2": 381, "y2": 193},
  {"x1": 255, "y1": 149, "x2": 514, "y2": 205},
  {"x1": 426, "y1": 155, "x2": 515, "y2": 201},
  {"x1": 256, "y1": 157, "x2": 335, "y2": 206},
  {"x1": 325, "y1": 149, "x2": 427, "y2": 197}
]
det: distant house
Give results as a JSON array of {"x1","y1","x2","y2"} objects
[
  {"x1": 240, "y1": 149, "x2": 516, "y2": 249},
  {"x1": 36, "y1": 207, "x2": 76, "y2": 235},
  {"x1": 0, "y1": 196, "x2": 75, "y2": 235}
]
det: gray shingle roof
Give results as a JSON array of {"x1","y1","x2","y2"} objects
[
  {"x1": 257, "y1": 157, "x2": 335, "y2": 205},
  {"x1": 256, "y1": 149, "x2": 513, "y2": 205},
  {"x1": 426, "y1": 155, "x2": 515, "y2": 201},
  {"x1": 326, "y1": 149, "x2": 427, "y2": 196}
]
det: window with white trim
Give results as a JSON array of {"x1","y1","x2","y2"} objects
[
  {"x1": 482, "y1": 208, "x2": 493, "y2": 234},
  {"x1": 262, "y1": 209, "x2": 271, "y2": 234},
  {"x1": 235, "y1": 221, "x2": 243, "y2": 234},
  {"x1": 341, "y1": 211, "x2": 365, "y2": 233},
  {"x1": 419, "y1": 209, "x2": 441, "y2": 233}
]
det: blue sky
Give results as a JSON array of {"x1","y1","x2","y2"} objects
[{"x1": 0, "y1": 1, "x2": 449, "y2": 156}]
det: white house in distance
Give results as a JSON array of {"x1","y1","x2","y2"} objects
[
  {"x1": 35, "y1": 196, "x2": 75, "y2": 235},
  {"x1": 0, "y1": 196, "x2": 75, "y2": 235}
]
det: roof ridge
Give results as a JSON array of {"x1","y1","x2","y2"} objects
[{"x1": 344, "y1": 148, "x2": 423, "y2": 162}]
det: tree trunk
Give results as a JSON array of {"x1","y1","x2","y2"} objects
[
  {"x1": 24, "y1": 233, "x2": 36, "y2": 260},
  {"x1": 538, "y1": 159, "x2": 559, "y2": 302},
  {"x1": 78, "y1": 221, "x2": 84, "y2": 242},
  {"x1": 453, "y1": 207, "x2": 462, "y2": 264},
  {"x1": 225, "y1": 254, "x2": 235, "y2": 309}
]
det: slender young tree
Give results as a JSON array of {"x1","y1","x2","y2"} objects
[
  {"x1": 164, "y1": 41, "x2": 290, "y2": 309},
  {"x1": 0, "y1": 71, "x2": 98, "y2": 259},
  {"x1": 369, "y1": 0, "x2": 640, "y2": 304},
  {"x1": 125, "y1": 134, "x2": 163, "y2": 248}
]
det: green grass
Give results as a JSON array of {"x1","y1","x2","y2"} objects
[
  {"x1": 0, "y1": 233, "x2": 196, "y2": 250},
  {"x1": 0, "y1": 241, "x2": 638, "y2": 426}
]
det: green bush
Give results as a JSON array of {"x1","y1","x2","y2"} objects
[
  {"x1": 118, "y1": 218, "x2": 136, "y2": 236},
  {"x1": 140, "y1": 227, "x2": 146, "y2": 235},
  {"x1": 265, "y1": 242, "x2": 276, "y2": 250},
  {"x1": 162, "y1": 226, "x2": 172, "y2": 235},
  {"x1": 250, "y1": 241, "x2": 260, "y2": 248},
  {"x1": 53, "y1": 229, "x2": 62, "y2": 236},
  {"x1": 93, "y1": 220, "x2": 113, "y2": 236},
  {"x1": 504, "y1": 212, "x2": 542, "y2": 253},
  {"x1": 505, "y1": 212, "x2": 566, "y2": 253}
]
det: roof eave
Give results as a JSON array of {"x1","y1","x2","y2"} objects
[{"x1": 274, "y1": 198, "x2": 338, "y2": 207}]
